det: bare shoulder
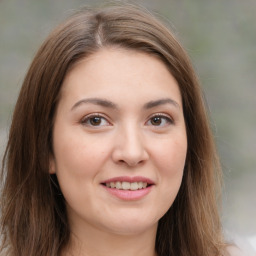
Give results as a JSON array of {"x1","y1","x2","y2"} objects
[{"x1": 226, "y1": 245, "x2": 254, "y2": 256}]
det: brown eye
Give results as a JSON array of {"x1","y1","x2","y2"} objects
[
  {"x1": 151, "y1": 116, "x2": 162, "y2": 126},
  {"x1": 81, "y1": 115, "x2": 110, "y2": 127},
  {"x1": 89, "y1": 116, "x2": 102, "y2": 126},
  {"x1": 146, "y1": 114, "x2": 173, "y2": 127}
]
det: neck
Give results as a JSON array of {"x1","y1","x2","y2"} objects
[{"x1": 62, "y1": 222, "x2": 158, "y2": 256}]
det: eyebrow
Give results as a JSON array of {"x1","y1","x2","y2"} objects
[
  {"x1": 71, "y1": 97, "x2": 180, "y2": 111},
  {"x1": 143, "y1": 98, "x2": 180, "y2": 109},
  {"x1": 71, "y1": 98, "x2": 117, "y2": 110}
]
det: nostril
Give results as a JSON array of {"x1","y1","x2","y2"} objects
[
  {"x1": 117, "y1": 160, "x2": 126, "y2": 165},
  {"x1": 118, "y1": 159, "x2": 146, "y2": 167}
]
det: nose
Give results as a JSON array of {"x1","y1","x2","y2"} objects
[{"x1": 111, "y1": 125, "x2": 149, "y2": 167}]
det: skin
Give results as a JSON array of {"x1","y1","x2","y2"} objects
[{"x1": 50, "y1": 47, "x2": 187, "y2": 256}]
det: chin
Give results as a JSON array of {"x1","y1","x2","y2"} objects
[{"x1": 100, "y1": 216, "x2": 158, "y2": 236}]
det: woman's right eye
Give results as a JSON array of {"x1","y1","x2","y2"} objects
[{"x1": 81, "y1": 114, "x2": 110, "y2": 127}]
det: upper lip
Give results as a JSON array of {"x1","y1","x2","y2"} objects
[{"x1": 101, "y1": 176, "x2": 155, "y2": 185}]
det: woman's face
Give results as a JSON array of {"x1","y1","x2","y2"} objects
[{"x1": 50, "y1": 48, "x2": 187, "y2": 237}]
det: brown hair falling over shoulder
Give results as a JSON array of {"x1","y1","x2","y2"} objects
[{"x1": 0, "y1": 3, "x2": 228, "y2": 256}]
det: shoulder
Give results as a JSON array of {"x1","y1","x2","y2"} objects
[
  {"x1": 226, "y1": 245, "x2": 256, "y2": 256},
  {"x1": 226, "y1": 246, "x2": 247, "y2": 256},
  {"x1": 225, "y1": 231, "x2": 256, "y2": 256}
]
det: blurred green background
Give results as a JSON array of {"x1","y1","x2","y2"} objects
[{"x1": 0, "y1": 0, "x2": 255, "y2": 239}]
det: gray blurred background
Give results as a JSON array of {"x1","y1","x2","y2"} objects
[{"x1": 0, "y1": 0, "x2": 255, "y2": 246}]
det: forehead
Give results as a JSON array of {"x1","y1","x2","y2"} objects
[{"x1": 60, "y1": 47, "x2": 182, "y2": 107}]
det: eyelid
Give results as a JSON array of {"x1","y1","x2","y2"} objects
[
  {"x1": 146, "y1": 112, "x2": 174, "y2": 126},
  {"x1": 80, "y1": 113, "x2": 112, "y2": 127}
]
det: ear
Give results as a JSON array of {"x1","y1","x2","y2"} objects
[{"x1": 49, "y1": 155, "x2": 56, "y2": 174}]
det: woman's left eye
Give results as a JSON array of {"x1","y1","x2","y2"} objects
[
  {"x1": 146, "y1": 114, "x2": 173, "y2": 127},
  {"x1": 81, "y1": 115, "x2": 110, "y2": 127}
]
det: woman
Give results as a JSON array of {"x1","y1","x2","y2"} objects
[{"x1": 0, "y1": 3, "x2": 236, "y2": 256}]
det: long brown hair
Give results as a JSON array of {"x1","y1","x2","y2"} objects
[{"x1": 1, "y1": 3, "x2": 227, "y2": 256}]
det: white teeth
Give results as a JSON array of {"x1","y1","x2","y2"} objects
[
  {"x1": 122, "y1": 181, "x2": 130, "y2": 190},
  {"x1": 105, "y1": 181, "x2": 149, "y2": 190},
  {"x1": 130, "y1": 182, "x2": 138, "y2": 190},
  {"x1": 116, "y1": 181, "x2": 122, "y2": 189}
]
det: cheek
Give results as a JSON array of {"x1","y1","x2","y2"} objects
[
  {"x1": 152, "y1": 136, "x2": 187, "y2": 205},
  {"x1": 52, "y1": 132, "x2": 109, "y2": 206},
  {"x1": 154, "y1": 136, "x2": 187, "y2": 175},
  {"x1": 53, "y1": 129, "x2": 110, "y2": 177}
]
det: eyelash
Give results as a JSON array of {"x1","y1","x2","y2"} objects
[
  {"x1": 80, "y1": 113, "x2": 174, "y2": 128},
  {"x1": 81, "y1": 113, "x2": 111, "y2": 127},
  {"x1": 146, "y1": 113, "x2": 174, "y2": 127}
]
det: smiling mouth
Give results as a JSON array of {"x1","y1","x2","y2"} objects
[{"x1": 102, "y1": 181, "x2": 151, "y2": 191}]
